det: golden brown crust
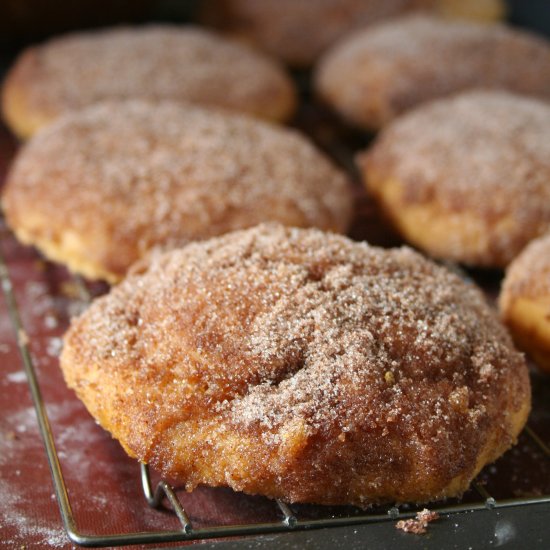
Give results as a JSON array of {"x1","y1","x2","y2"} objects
[
  {"x1": 315, "y1": 15, "x2": 550, "y2": 130},
  {"x1": 500, "y1": 234, "x2": 550, "y2": 373},
  {"x1": 200, "y1": 0, "x2": 426, "y2": 67},
  {"x1": 359, "y1": 91, "x2": 550, "y2": 267},
  {"x1": 61, "y1": 224, "x2": 530, "y2": 506},
  {"x1": 1, "y1": 25, "x2": 296, "y2": 139},
  {"x1": 434, "y1": 0, "x2": 506, "y2": 22},
  {"x1": 2, "y1": 101, "x2": 352, "y2": 282}
]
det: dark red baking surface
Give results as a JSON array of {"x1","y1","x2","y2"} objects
[{"x1": 0, "y1": 100, "x2": 549, "y2": 549}]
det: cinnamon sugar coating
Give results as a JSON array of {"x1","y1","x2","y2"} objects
[
  {"x1": 200, "y1": 0, "x2": 426, "y2": 67},
  {"x1": 61, "y1": 225, "x2": 530, "y2": 506},
  {"x1": 2, "y1": 101, "x2": 352, "y2": 283},
  {"x1": 500, "y1": 234, "x2": 550, "y2": 373},
  {"x1": 315, "y1": 15, "x2": 550, "y2": 130},
  {"x1": 1, "y1": 25, "x2": 296, "y2": 139},
  {"x1": 359, "y1": 91, "x2": 550, "y2": 267}
]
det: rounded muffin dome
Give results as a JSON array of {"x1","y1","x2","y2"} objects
[
  {"x1": 316, "y1": 15, "x2": 550, "y2": 130},
  {"x1": 359, "y1": 91, "x2": 550, "y2": 267},
  {"x1": 61, "y1": 224, "x2": 530, "y2": 506},
  {"x1": 2, "y1": 101, "x2": 352, "y2": 282},
  {"x1": 1, "y1": 25, "x2": 296, "y2": 139},
  {"x1": 500, "y1": 233, "x2": 550, "y2": 373}
]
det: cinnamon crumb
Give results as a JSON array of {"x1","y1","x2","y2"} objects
[{"x1": 396, "y1": 508, "x2": 440, "y2": 534}]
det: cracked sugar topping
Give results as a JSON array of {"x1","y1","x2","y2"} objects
[{"x1": 66, "y1": 224, "x2": 527, "y2": 446}]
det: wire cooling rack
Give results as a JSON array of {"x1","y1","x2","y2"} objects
[{"x1": 1, "y1": 241, "x2": 549, "y2": 548}]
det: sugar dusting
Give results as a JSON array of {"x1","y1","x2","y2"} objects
[
  {"x1": 61, "y1": 224, "x2": 530, "y2": 504},
  {"x1": 365, "y1": 91, "x2": 550, "y2": 214},
  {"x1": 4, "y1": 100, "x2": 351, "y2": 279},
  {"x1": 317, "y1": 14, "x2": 550, "y2": 126},
  {"x1": 11, "y1": 25, "x2": 294, "y2": 122},
  {"x1": 6, "y1": 370, "x2": 26, "y2": 384},
  {"x1": 1, "y1": 406, "x2": 65, "y2": 547},
  {"x1": 0, "y1": 400, "x2": 120, "y2": 547}
]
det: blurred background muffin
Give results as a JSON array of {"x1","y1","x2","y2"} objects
[
  {"x1": 3, "y1": 1, "x2": 549, "y2": 63},
  {"x1": 199, "y1": 0, "x2": 430, "y2": 67}
]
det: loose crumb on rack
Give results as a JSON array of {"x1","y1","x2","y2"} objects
[
  {"x1": 396, "y1": 508, "x2": 440, "y2": 534},
  {"x1": 17, "y1": 329, "x2": 29, "y2": 347}
]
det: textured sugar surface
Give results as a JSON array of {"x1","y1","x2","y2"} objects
[
  {"x1": 63, "y1": 224, "x2": 527, "y2": 497},
  {"x1": 4, "y1": 100, "x2": 351, "y2": 275},
  {"x1": 321, "y1": 14, "x2": 550, "y2": 93},
  {"x1": 363, "y1": 91, "x2": 550, "y2": 261},
  {"x1": 16, "y1": 25, "x2": 292, "y2": 117},
  {"x1": 367, "y1": 91, "x2": 550, "y2": 211}
]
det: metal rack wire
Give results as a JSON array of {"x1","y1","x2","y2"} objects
[{"x1": 1, "y1": 243, "x2": 549, "y2": 548}]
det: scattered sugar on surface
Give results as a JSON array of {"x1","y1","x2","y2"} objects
[
  {"x1": 0, "y1": 406, "x2": 67, "y2": 547},
  {"x1": 46, "y1": 337, "x2": 63, "y2": 357},
  {"x1": 0, "y1": 479, "x2": 69, "y2": 549},
  {"x1": 0, "y1": 401, "x2": 116, "y2": 547},
  {"x1": 6, "y1": 370, "x2": 26, "y2": 383}
]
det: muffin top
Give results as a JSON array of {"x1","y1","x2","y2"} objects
[
  {"x1": 3, "y1": 101, "x2": 352, "y2": 281},
  {"x1": 61, "y1": 224, "x2": 529, "y2": 505},
  {"x1": 360, "y1": 90, "x2": 550, "y2": 265},
  {"x1": 2, "y1": 25, "x2": 296, "y2": 138},
  {"x1": 316, "y1": 15, "x2": 550, "y2": 129}
]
